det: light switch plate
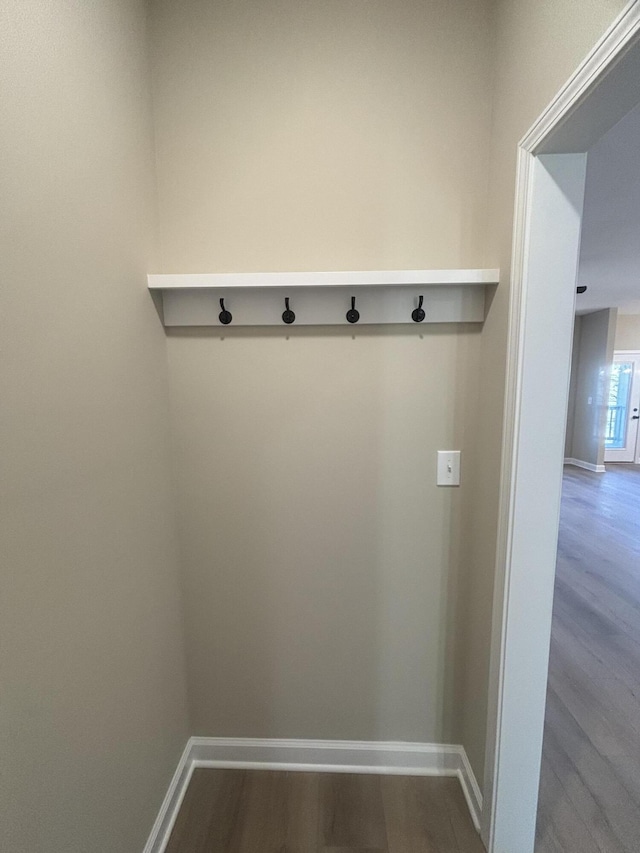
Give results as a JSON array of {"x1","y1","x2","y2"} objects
[{"x1": 437, "y1": 450, "x2": 461, "y2": 486}]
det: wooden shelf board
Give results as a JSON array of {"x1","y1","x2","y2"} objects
[{"x1": 148, "y1": 269, "x2": 499, "y2": 290}]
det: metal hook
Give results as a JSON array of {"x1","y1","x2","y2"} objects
[
  {"x1": 219, "y1": 298, "x2": 232, "y2": 325},
  {"x1": 412, "y1": 294, "x2": 425, "y2": 323},
  {"x1": 576, "y1": 286, "x2": 587, "y2": 294},
  {"x1": 346, "y1": 295, "x2": 360, "y2": 324},
  {"x1": 282, "y1": 296, "x2": 296, "y2": 324}
]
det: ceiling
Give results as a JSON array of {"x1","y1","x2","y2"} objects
[{"x1": 576, "y1": 98, "x2": 640, "y2": 315}]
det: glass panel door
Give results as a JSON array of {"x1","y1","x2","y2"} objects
[
  {"x1": 605, "y1": 353, "x2": 640, "y2": 463},
  {"x1": 606, "y1": 362, "x2": 633, "y2": 449}
]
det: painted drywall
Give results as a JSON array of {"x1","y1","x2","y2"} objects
[
  {"x1": 167, "y1": 327, "x2": 480, "y2": 740},
  {"x1": 149, "y1": 0, "x2": 493, "y2": 744},
  {"x1": 150, "y1": 0, "x2": 493, "y2": 273},
  {"x1": 0, "y1": 3, "x2": 189, "y2": 852},
  {"x1": 616, "y1": 313, "x2": 640, "y2": 350},
  {"x1": 565, "y1": 316, "x2": 583, "y2": 458},
  {"x1": 466, "y1": 0, "x2": 628, "y2": 793},
  {"x1": 576, "y1": 100, "x2": 640, "y2": 312},
  {"x1": 565, "y1": 309, "x2": 617, "y2": 466}
]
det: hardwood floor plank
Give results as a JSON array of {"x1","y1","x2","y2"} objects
[
  {"x1": 556, "y1": 556, "x2": 640, "y2": 641},
  {"x1": 381, "y1": 775, "x2": 444, "y2": 853},
  {"x1": 536, "y1": 463, "x2": 640, "y2": 853},
  {"x1": 541, "y1": 692, "x2": 635, "y2": 853},
  {"x1": 437, "y1": 777, "x2": 486, "y2": 853},
  {"x1": 320, "y1": 774, "x2": 388, "y2": 851},
  {"x1": 236, "y1": 770, "x2": 319, "y2": 852},
  {"x1": 380, "y1": 775, "x2": 479, "y2": 853},
  {"x1": 547, "y1": 650, "x2": 640, "y2": 806},
  {"x1": 164, "y1": 768, "x2": 246, "y2": 853},
  {"x1": 536, "y1": 758, "x2": 601, "y2": 853},
  {"x1": 166, "y1": 770, "x2": 482, "y2": 853},
  {"x1": 540, "y1": 732, "x2": 625, "y2": 853},
  {"x1": 545, "y1": 623, "x2": 640, "y2": 810},
  {"x1": 551, "y1": 591, "x2": 640, "y2": 709},
  {"x1": 552, "y1": 580, "x2": 640, "y2": 692}
]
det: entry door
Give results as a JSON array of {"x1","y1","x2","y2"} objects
[{"x1": 605, "y1": 352, "x2": 640, "y2": 463}]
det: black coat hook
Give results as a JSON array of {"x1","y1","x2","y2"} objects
[
  {"x1": 412, "y1": 295, "x2": 425, "y2": 323},
  {"x1": 282, "y1": 296, "x2": 296, "y2": 324},
  {"x1": 346, "y1": 296, "x2": 360, "y2": 324},
  {"x1": 576, "y1": 286, "x2": 587, "y2": 294},
  {"x1": 219, "y1": 298, "x2": 232, "y2": 325}
]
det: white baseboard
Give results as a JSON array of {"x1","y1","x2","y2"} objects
[
  {"x1": 142, "y1": 740, "x2": 194, "y2": 853},
  {"x1": 143, "y1": 737, "x2": 483, "y2": 852},
  {"x1": 458, "y1": 744, "x2": 483, "y2": 830},
  {"x1": 564, "y1": 457, "x2": 606, "y2": 473}
]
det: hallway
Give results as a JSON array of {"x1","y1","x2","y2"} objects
[{"x1": 536, "y1": 465, "x2": 640, "y2": 852}]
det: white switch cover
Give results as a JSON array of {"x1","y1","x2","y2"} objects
[{"x1": 437, "y1": 451, "x2": 461, "y2": 486}]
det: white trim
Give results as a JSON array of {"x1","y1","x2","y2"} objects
[
  {"x1": 143, "y1": 737, "x2": 483, "y2": 851},
  {"x1": 487, "y1": 151, "x2": 588, "y2": 852},
  {"x1": 520, "y1": 0, "x2": 640, "y2": 153},
  {"x1": 148, "y1": 269, "x2": 499, "y2": 290},
  {"x1": 458, "y1": 746, "x2": 484, "y2": 831},
  {"x1": 483, "y1": 144, "x2": 534, "y2": 848},
  {"x1": 564, "y1": 457, "x2": 606, "y2": 473},
  {"x1": 150, "y1": 270, "x2": 499, "y2": 327},
  {"x1": 142, "y1": 740, "x2": 194, "y2": 853}
]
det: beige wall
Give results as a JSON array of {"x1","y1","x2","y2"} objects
[
  {"x1": 150, "y1": 0, "x2": 494, "y2": 744},
  {"x1": 565, "y1": 317, "x2": 583, "y2": 458},
  {"x1": 565, "y1": 309, "x2": 617, "y2": 466},
  {"x1": 167, "y1": 326, "x2": 480, "y2": 740},
  {"x1": 149, "y1": 0, "x2": 628, "y2": 782},
  {"x1": 463, "y1": 0, "x2": 628, "y2": 785},
  {"x1": 0, "y1": 3, "x2": 189, "y2": 852},
  {"x1": 150, "y1": 0, "x2": 493, "y2": 273},
  {"x1": 616, "y1": 314, "x2": 640, "y2": 350}
]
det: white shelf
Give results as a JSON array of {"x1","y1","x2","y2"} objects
[
  {"x1": 148, "y1": 269, "x2": 499, "y2": 290},
  {"x1": 148, "y1": 269, "x2": 499, "y2": 327}
]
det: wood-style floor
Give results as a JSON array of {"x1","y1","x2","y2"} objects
[
  {"x1": 536, "y1": 464, "x2": 640, "y2": 853},
  {"x1": 165, "y1": 770, "x2": 485, "y2": 852},
  {"x1": 165, "y1": 464, "x2": 640, "y2": 853}
]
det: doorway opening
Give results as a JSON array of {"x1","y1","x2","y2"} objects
[
  {"x1": 535, "y1": 85, "x2": 640, "y2": 848},
  {"x1": 485, "y1": 5, "x2": 640, "y2": 852}
]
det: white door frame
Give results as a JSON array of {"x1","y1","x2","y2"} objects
[
  {"x1": 483, "y1": 4, "x2": 640, "y2": 852},
  {"x1": 605, "y1": 350, "x2": 640, "y2": 463}
]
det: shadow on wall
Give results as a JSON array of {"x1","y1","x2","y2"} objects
[{"x1": 565, "y1": 309, "x2": 617, "y2": 470}]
